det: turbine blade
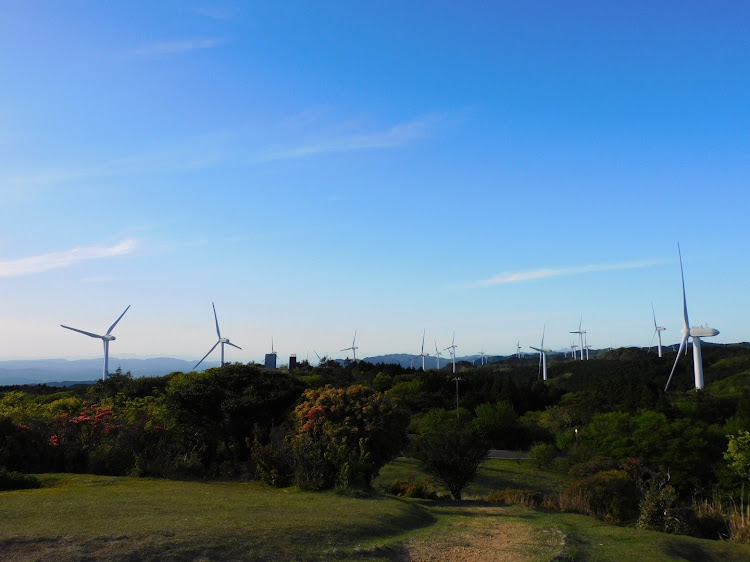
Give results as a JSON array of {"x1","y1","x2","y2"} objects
[
  {"x1": 664, "y1": 336, "x2": 688, "y2": 391},
  {"x1": 106, "y1": 305, "x2": 130, "y2": 335},
  {"x1": 61, "y1": 325, "x2": 104, "y2": 339},
  {"x1": 213, "y1": 302, "x2": 221, "y2": 339},
  {"x1": 652, "y1": 302, "x2": 658, "y2": 329},
  {"x1": 227, "y1": 342, "x2": 242, "y2": 350},
  {"x1": 648, "y1": 330, "x2": 657, "y2": 352},
  {"x1": 541, "y1": 324, "x2": 545, "y2": 348},
  {"x1": 538, "y1": 352, "x2": 542, "y2": 379},
  {"x1": 352, "y1": 329, "x2": 357, "y2": 346},
  {"x1": 194, "y1": 340, "x2": 220, "y2": 370},
  {"x1": 678, "y1": 244, "x2": 690, "y2": 330}
]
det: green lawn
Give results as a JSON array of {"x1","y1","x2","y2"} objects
[{"x1": 2, "y1": 467, "x2": 750, "y2": 561}]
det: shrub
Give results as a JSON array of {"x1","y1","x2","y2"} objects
[
  {"x1": 568, "y1": 456, "x2": 618, "y2": 479},
  {"x1": 252, "y1": 428, "x2": 294, "y2": 488},
  {"x1": 0, "y1": 467, "x2": 41, "y2": 491},
  {"x1": 565, "y1": 469, "x2": 639, "y2": 524},
  {"x1": 637, "y1": 482, "x2": 692, "y2": 534},
  {"x1": 288, "y1": 385, "x2": 408, "y2": 490},
  {"x1": 486, "y1": 488, "x2": 544, "y2": 507},
  {"x1": 528, "y1": 442, "x2": 557, "y2": 470},
  {"x1": 380, "y1": 474, "x2": 438, "y2": 499},
  {"x1": 413, "y1": 421, "x2": 489, "y2": 500}
]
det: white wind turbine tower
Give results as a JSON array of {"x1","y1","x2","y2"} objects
[
  {"x1": 434, "y1": 340, "x2": 442, "y2": 369},
  {"x1": 444, "y1": 332, "x2": 458, "y2": 374},
  {"x1": 341, "y1": 329, "x2": 358, "y2": 362},
  {"x1": 570, "y1": 316, "x2": 584, "y2": 360},
  {"x1": 516, "y1": 341, "x2": 522, "y2": 359},
  {"x1": 584, "y1": 332, "x2": 591, "y2": 360},
  {"x1": 416, "y1": 329, "x2": 430, "y2": 370},
  {"x1": 529, "y1": 325, "x2": 553, "y2": 381},
  {"x1": 570, "y1": 339, "x2": 578, "y2": 360},
  {"x1": 417, "y1": 330, "x2": 430, "y2": 371},
  {"x1": 665, "y1": 244, "x2": 719, "y2": 391},
  {"x1": 649, "y1": 302, "x2": 667, "y2": 358},
  {"x1": 194, "y1": 302, "x2": 242, "y2": 369},
  {"x1": 61, "y1": 305, "x2": 130, "y2": 381}
]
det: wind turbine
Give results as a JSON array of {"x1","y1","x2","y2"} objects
[
  {"x1": 434, "y1": 340, "x2": 442, "y2": 369},
  {"x1": 61, "y1": 305, "x2": 130, "y2": 381},
  {"x1": 584, "y1": 332, "x2": 591, "y2": 360},
  {"x1": 516, "y1": 341, "x2": 522, "y2": 359},
  {"x1": 529, "y1": 325, "x2": 553, "y2": 381},
  {"x1": 478, "y1": 346, "x2": 487, "y2": 366},
  {"x1": 570, "y1": 316, "x2": 584, "y2": 360},
  {"x1": 648, "y1": 303, "x2": 667, "y2": 358},
  {"x1": 194, "y1": 302, "x2": 242, "y2": 369},
  {"x1": 570, "y1": 340, "x2": 578, "y2": 360},
  {"x1": 417, "y1": 329, "x2": 430, "y2": 370},
  {"x1": 444, "y1": 332, "x2": 458, "y2": 374},
  {"x1": 341, "y1": 329, "x2": 358, "y2": 362},
  {"x1": 665, "y1": 244, "x2": 719, "y2": 391},
  {"x1": 314, "y1": 349, "x2": 323, "y2": 366}
]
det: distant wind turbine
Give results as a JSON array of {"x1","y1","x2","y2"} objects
[
  {"x1": 516, "y1": 341, "x2": 522, "y2": 359},
  {"x1": 444, "y1": 332, "x2": 458, "y2": 374},
  {"x1": 648, "y1": 302, "x2": 667, "y2": 358},
  {"x1": 417, "y1": 329, "x2": 430, "y2": 371},
  {"x1": 584, "y1": 332, "x2": 591, "y2": 360},
  {"x1": 194, "y1": 302, "x2": 242, "y2": 370},
  {"x1": 341, "y1": 329, "x2": 358, "y2": 361},
  {"x1": 61, "y1": 305, "x2": 130, "y2": 381},
  {"x1": 434, "y1": 340, "x2": 442, "y2": 369},
  {"x1": 478, "y1": 346, "x2": 487, "y2": 366},
  {"x1": 530, "y1": 325, "x2": 553, "y2": 381},
  {"x1": 570, "y1": 316, "x2": 585, "y2": 360},
  {"x1": 665, "y1": 244, "x2": 719, "y2": 391}
]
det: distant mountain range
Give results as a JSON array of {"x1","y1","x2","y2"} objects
[{"x1": 0, "y1": 358, "x2": 219, "y2": 386}]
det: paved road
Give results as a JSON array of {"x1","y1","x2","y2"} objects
[{"x1": 488, "y1": 449, "x2": 529, "y2": 460}]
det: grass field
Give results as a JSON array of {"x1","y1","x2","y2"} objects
[{"x1": 2, "y1": 463, "x2": 750, "y2": 561}]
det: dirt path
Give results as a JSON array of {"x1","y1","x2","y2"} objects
[{"x1": 402, "y1": 506, "x2": 563, "y2": 562}]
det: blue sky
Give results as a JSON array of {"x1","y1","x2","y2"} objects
[{"x1": 0, "y1": 1, "x2": 748, "y2": 363}]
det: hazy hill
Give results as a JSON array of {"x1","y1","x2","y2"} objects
[{"x1": 0, "y1": 358, "x2": 219, "y2": 385}]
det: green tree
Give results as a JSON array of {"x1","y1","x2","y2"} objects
[
  {"x1": 724, "y1": 431, "x2": 750, "y2": 482},
  {"x1": 413, "y1": 422, "x2": 489, "y2": 500}
]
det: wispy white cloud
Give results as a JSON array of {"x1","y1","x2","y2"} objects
[
  {"x1": 466, "y1": 259, "x2": 668, "y2": 288},
  {"x1": 127, "y1": 37, "x2": 226, "y2": 58},
  {"x1": 0, "y1": 240, "x2": 137, "y2": 278},
  {"x1": 252, "y1": 113, "x2": 445, "y2": 163}
]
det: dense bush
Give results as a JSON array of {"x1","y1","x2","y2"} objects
[
  {"x1": 412, "y1": 419, "x2": 489, "y2": 500},
  {"x1": 565, "y1": 469, "x2": 639, "y2": 524},
  {"x1": 288, "y1": 385, "x2": 408, "y2": 490},
  {"x1": 0, "y1": 467, "x2": 41, "y2": 491},
  {"x1": 379, "y1": 474, "x2": 438, "y2": 499},
  {"x1": 528, "y1": 442, "x2": 558, "y2": 469}
]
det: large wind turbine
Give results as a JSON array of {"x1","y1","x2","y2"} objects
[
  {"x1": 444, "y1": 332, "x2": 458, "y2": 374},
  {"x1": 417, "y1": 329, "x2": 430, "y2": 371},
  {"x1": 61, "y1": 305, "x2": 130, "y2": 380},
  {"x1": 529, "y1": 325, "x2": 553, "y2": 381},
  {"x1": 516, "y1": 341, "x2": 522, "y2": 359},
  {"x1": 434, "y1": 340, "x2": 442, "y2": 369},
  {"x1": 665, "y1": 245, "x2": 719, "y2": 391},
  {"x1": 570, "y1": 316, "x2": 585, "y2": 360},
  {"x1": 341, "y1": 329, "x2": 358, "y2": 361},
  {"x1": 648, "y1": 303, "x2": 667, "y2": 358},
  {"x1": 194, "y1": 302, "x2": 242, "y2": 369}
]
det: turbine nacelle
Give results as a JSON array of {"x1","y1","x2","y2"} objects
[{"x1": 690, "y1": 326, "x2": 719, "y2": 338}]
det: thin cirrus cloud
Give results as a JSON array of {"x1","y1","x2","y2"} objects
[
  {"x1": 466, "y1": 259, "x2": 669, "y2": 288},
  {"x1": 127, "y1": 37, "x2": 227, "y2": 58},
  {"x1": 252, "y1": 113, "x2": 446, "y2": 163},
  {"x1": 0, "y1": 240, "x2": 137, "y2": 278}
]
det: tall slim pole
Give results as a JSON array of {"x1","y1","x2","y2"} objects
[{"x1": 452, "y1": 376, "x2": 463, "y2": 423}]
